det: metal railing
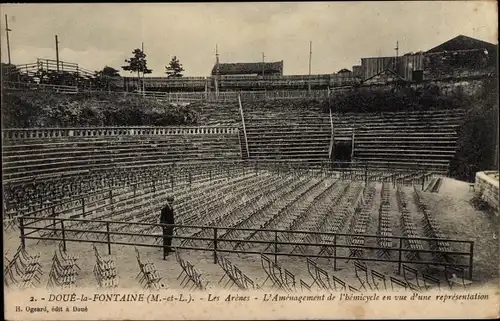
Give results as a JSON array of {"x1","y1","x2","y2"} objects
[
  {"x1": 2, "y1": 126, "x2": 239, "y2": 140},
  {"x1": 19, "y1": 216, "x2": 474, "y2": 279}
]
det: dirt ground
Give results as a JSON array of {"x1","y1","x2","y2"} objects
[{"x1": 4, "y1": 176, "x2": 498, "y2": 292}]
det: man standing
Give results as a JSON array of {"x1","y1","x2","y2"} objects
[{"x1": 160, "y1": 196, "x2": 175, "y2": 259}]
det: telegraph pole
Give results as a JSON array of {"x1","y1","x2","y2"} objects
[
  {"x1": 215, "y1": 44, "x2": 220, "y2": 97},
  {"x1": 141, "y1": 41, "x2": 145, "y2": 94},
  {"x1": 308, "y1": 41, "x2": 312, "y2": 93},
  {"x1": 55, "y1": 35, "x2": 60, "y2": 72},
  {"x1": 5, "y1": 14, "x2": 12, "y2": 64},
  {"x1": 262, "y1": 52, "x2": 265, "y2": 77},
  {"x1": 394, "y1": 40, "x2": 399, "y2": 75}
]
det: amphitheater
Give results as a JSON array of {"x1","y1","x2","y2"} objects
[{"x1": 3, "y1": 93, "x2": 499, "y2": 294}]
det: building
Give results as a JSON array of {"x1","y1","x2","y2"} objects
[
  {"x1": 360, "y1": 54, "x2": 424, "y2": 82},
  {"x1": 358, "y1": 35, "x2": 496, "y2": 83},
  {"x1": 211, "y1": 61, "x2": 284, "y2": 77},
  {"x1": 423, "y1": 35, "x2": 497, "y2": 80}
]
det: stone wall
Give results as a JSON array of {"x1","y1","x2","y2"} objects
[{"x1": 475, "y1": 171, "x2": 499, "y2": 213}]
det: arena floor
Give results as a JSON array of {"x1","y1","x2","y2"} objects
[{"x1": 3, "y1": 177, "x2": 498, "y2": 291}]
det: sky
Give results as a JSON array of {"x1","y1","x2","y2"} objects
[{"x1": 0, "y1": 2, "x2": 497, "y2": 77}]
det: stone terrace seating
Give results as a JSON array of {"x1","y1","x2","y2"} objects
[
  {"x1": 244, "y1": 123, "x2": 331, "y2": 166},
  {"x1": 208, "y1": 100, "x2": 464, "y2": 172},
  {"x1": 350, "y1": 109, "x2": 465, "y2": 174},
  {"x1": 2, "y1": 128, "x2": 242, "y2": 182}
]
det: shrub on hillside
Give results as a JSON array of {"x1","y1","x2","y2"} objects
[
  {"x1": 449, "y1": 76, "x2": 498, "y2": 181},
  {"x1": 1, "y1": 90, "x2": 200, "y2": 127}
]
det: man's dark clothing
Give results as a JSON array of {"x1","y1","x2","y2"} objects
[{"x1": 160, "y1": 204, "x2": 175, "y2": 256}]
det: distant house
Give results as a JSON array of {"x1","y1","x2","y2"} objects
[
  {"x1": 358, "y1": 35, "x2": 497, "y2": 83},
  {"x1": 360, "y1": 54, "x2": 424, "y2": 82},
  {"x1": 424, "y1": 35, "x2": 497, "y2": 80},
  {"x1": 352, "y1": 65, "x2": 363, "y2": 78},
  {"x1": 211, "y1": 61, "x2": 284, "y2": 77},
  {"x1": 337, "y1": 68, "x2": 352, "y2": 74},
  {"x1": 426, "y1": 34, "x2": 497, "y2": 54}
]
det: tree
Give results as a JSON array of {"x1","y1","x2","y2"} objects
[
  {"x1": 165, "y1": 56, "x2": 185, "y2": 78},
  {"x1": 122, "y1": 48, "x2": 152, "y2": 82},
  {"x1": 94, "y1": 66, "x2": 121, "y2": 90},
  {"x1": 1, "y1": 63, "x2": 23, "y2": 82},
  {"x1": 99, "y1": 66, "x2": 120, "y2": 78}
]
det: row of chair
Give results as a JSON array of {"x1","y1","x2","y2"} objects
[
  {"x1": 306, "y1": 258, "x2": 359, "y2": 292},
  {"x1": 291, "y1": 183, "x2": 351, "y2": 254},
  {"x1": 4, "y1": 245, "x2": 43, "y2": 290},
  {"x1": 215, "y1": 176, "x2": 308, "y2": 249},
  {"x1": 347, "y1": 184, "x2": 377, "y2": 259},
  {"x1": 93, "y1": 244, "x2": 119, "y2": 289},
  {"x1": 47, "y1": 242, "x2": 80, "y2": 290},
  {"x1": 218, "y1": 256, "x2": 258, "y2": 290},
  {"x1": 377, "y1": 183, "x2": 393, "y2": 259},
  {"x1": 413, "y1": 188, "x2": 452, "y2": 262},
  {"x1": 175, "y1": 250, "x2": 210, "y2": 290},
  {"x1": 260, "y1": 255, "x2": 296, "y2": 291},
  {"x1": 395, "y1": 185, "x2": 424, "y2": 261},
  {"x1": 182, "y1": 173, "x2": 294, "y2": 249},
  {"x1": 134, "y1": 247, "x2": 163, "y2": 290},
  {"x1": 235, "y1": 177, "x2": 329, "y2": 252}
]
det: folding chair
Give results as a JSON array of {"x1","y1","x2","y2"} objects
[
  {"x1": 300, "y1": 279, "x2": 311, "y2": 291},
  {"x1": 305, "y1": 257, "x2": 321, "y2": 288},
  {"x1": 348, "y1": 285, "x2": 360, "y2": 292},
  {"x1": 260, "y1": 255, "x2": 283, "y2": 289},
  {"x1": 316, "y1": 266, "x2": 332, "y2": 290},
  {"x1": 402, "y1": 264, "x2": 422, "y2": 292},
  {"x1": 283, "y1": 269, "x2": 296, "y2": 292},
  {"x1": 332, "y1": 275, "x2": 347, "y2": 292},
  {"x1": 354, "y1": 261, "x2": 372, "y2": 290},
  {"x1": 371, "y1": 269, "x2": 387, "y2": 291},
  {"x1": 390, "y1": 276, "x2": 408, "y2": 291},
  {"x1": 422, "y1": 274, "x2": 441, "y2": 291}
]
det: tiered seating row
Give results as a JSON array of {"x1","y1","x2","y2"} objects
[{"x1": 3, "y1": 134, "x2": 241, "y2": 181}]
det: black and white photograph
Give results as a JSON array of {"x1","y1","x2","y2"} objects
[{"x1": 1, "y1": 2, "x2": 499, "y2": 320}]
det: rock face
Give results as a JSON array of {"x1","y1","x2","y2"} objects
[{"x1": 475, "y1": 171, "x2": 499, "y2": 214}]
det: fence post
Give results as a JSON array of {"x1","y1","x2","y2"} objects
[
  {"x1": 82, "y1": 197, "x2": 86, "y2": 216},
  {"x1": 274, "y1": 231, "x2": 278, "y2": 264},
  {"x1": 398, "y1": 238, "x2": 403, "y2": 274},
  {"x1": 61, "y1": 220, "x2": 67, "y2": 252},
  {"x1": 364, "y1": 162, "x2": 368, "y2": 184},
  {"x1": 19, "y1": 217, "x2": 26, "y2": 249},
  {"x1": 106, "y1": 222, "x2": 112, "y2": 255},
  {"x1": 333, "y1": 235, "x2": 337, "y2": 271},
  {"x1": 109, "y1": 190, "x2": 113, "y2": 204},
  {"x1": 213, "y1": 227, "x2": 218, "y2": 264},
  {"x1": 469, "y1": 242, "x2": 474, "y2": 280}
]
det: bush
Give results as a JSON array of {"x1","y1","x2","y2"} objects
[{"x1": 1, "y1": 90, "x2": 200, "y2": 127}]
